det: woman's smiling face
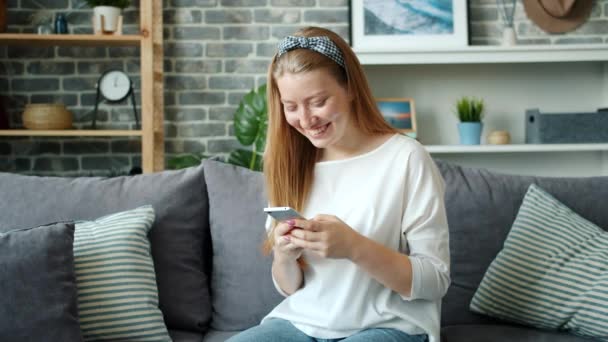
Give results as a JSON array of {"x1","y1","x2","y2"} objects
[{"x1": 277, "y1": 68, "x2": 354, "y2": 150}]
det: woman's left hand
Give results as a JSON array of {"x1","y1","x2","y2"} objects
[{"x1": 288, "y1": 214, "x2": 362, "y2": 260}]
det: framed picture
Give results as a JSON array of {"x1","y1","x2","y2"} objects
[
  {"x1": 351, "y1": 0, "x2": 469, "y2": 52},
  {"x1": 377, "y1": 98, "x2": 417, "y2": 138}
]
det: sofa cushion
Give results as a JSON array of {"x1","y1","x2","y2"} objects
[
  {"x1": 0, "y1": 166, "x2": 212, "y2": 333},
  {"x1": 74, "y1": 205, "x2": 171, "y2": 341},
  {"x1": 203, "y1": 160, "x2": 283, "y2": 331},
  {"x1": 169, "y1": 329, "x2": 204, "y2": 342},
  {"x1": 441, "y1": 324, "x2": 590, "y2": 342},
  {"x1": 435, "y1": 160, "x2": 608, "y2": 327},
  {"x1": 470, "y1": 184, "x2": 608, "y2": 340},
  {"x1": 202, "y1": 330, "x2": 240, "y2": 342},
  {"x1": 0, "y1": 222, "x2": 83, "y2": 342}
]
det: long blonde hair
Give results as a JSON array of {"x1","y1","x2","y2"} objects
[{"x1": 263, "y1": 26, "x2": 397, "y2": 254}]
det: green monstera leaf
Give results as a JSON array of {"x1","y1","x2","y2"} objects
[
  {"x1": 233, "y1": 84, "x2": 267, "y2": 171},
  {"x1": 167, "y1": 153, "x2": 207, "y2": 170},
  {"x1": 85, "y1": 0, "x2": 131, "y2": 9},
  {"x1": 228, "y1": 148, "x2": 263, "y2": 171},
  {"x1": 166, "y1": 84, "x2": 268, "y2": 172},
  {"x1": 235, "y1": 84, "x2": 267, "y2": 147}
]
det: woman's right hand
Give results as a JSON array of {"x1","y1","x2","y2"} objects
[{"x1": 273, "y1": 221, "x2": 303, "y2": 262}]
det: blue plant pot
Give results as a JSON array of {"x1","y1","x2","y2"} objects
[{"x1": 458, "y1": 122, "x2": 483, "y2": 145}]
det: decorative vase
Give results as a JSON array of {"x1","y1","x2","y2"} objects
[
  {"x1": 54, "y1": 13, "x2": 68, "y2": 34},
  {"x1": 0, "y1": 96, "x2": 8, "y2": 129},
  {"x1": 37, "y1": 24, "x2": 53, "y2": 35},
  {"x1": 487, "y1": 130, "x2": 511, "y2": 145},
  {"x1": 458, "y1": 122, "x2": 483, "y2": 145},
  {"x1": 93, "y1": 6, "x2": 121, "y2": 33},
  {"x1": 502, "y1": 26, "x2": 517, "y2": 46}
]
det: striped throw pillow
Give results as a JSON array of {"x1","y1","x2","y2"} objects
[
  {"x1": 74, "y1": 205, "x2": 171, "y2": 341},
  {"x1": 470, "y1": 184, "x2": 608, "y2": 341}
]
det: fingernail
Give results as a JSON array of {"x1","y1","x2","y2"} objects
[
  {"x1": 287, "y1": 219, "x2": 295, "y2": 226},
  {"x1": 283, "y1": 235, "x2": 290, "y2": 242}
]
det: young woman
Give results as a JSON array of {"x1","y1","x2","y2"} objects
[{"x1": 228, "y1": 26, "x2": 450, "y2": 342}]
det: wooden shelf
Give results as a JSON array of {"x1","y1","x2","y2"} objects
[
  {"x1": 425, "y1": 143, "x2": 608, "y2": 154},
  {"x1": 0, "y1": 130, "x2": 142, "y2": 137},
  {"x1": 356, "y1": 44, "x2": 608, "y2": 65},
  {"x1": 0, "y1": 33, "x2": 142, "y2": 47},
  {"x1": 0, "y1": 0, "x2": 164, "y2": 173}
]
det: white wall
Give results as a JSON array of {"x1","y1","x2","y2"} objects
[
  {"x1": 364, "y1": 62, "x2": 605, "y2": 145},
  {"x1": 364, "y1": 61, "x2": 608, "y2": 177}
]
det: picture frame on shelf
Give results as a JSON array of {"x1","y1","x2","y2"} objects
[
  {"x1": 351, "y1": 0, "x2": 469, "y2": 52},
  {"x1": 377, "y1": 98, "x2": 417, "y2": 139}
]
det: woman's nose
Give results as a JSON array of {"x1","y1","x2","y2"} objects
[{"x1": 299, "y1": 108, "x2": 318, "y2": 128}]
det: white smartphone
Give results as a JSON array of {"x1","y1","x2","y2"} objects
[{"x1": 263, "y1": 207, "x2": 305, "y2": 221}]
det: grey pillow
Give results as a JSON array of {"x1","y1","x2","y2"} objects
[
  {"x1": 435, "y1": 160, "x2": 608, "y2": 327},
  {"x1": 203, "y1": 160, "x2": 283, "y2": 331},
  {"x1": 470, "y1": 184, "x2": 608, "y2": 340},
  {"x1": 0, "y1": 165, "x2": 212, "y2": 333},
  {"x1": 0, "y1": 222, "x2": 83, "y2": 342}
]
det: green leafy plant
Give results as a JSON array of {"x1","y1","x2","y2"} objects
[
  {"x1": 227, "y1": 84, "x2": 267, "y2": 171},
  {"x1": 455, "y1": 96, "x2": 485, "y2": 122},
  {"x1": 84, "y1": 0, "x2": 131, "y2": 9},
  {"x1": 167, "y1": 84, "x2": 268, "y2": 171},
  {"x1": 167, "y1": 153, "x2": 208, "y2": 170}
]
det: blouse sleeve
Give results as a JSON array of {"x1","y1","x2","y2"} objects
[{"x1": 399, "y1": 143, "x2": 451, "y2": 301}]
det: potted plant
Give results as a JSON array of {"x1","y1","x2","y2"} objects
[
  {"x1": 455, "y1": 96, "x2": 485, "y2": 145},
  {"x1": 168, "y1": 84, "x2": 268, "y2": 171},
  {"x1": 85, "y1": 0, "x2": 130, "y2": 33},
  {"x1": 228, "y1": 84, "x2": 267, "y2": 171}
]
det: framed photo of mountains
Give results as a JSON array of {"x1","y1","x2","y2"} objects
[{"x1": 351, "y1": 0, "x2": 469, "y2": 52}]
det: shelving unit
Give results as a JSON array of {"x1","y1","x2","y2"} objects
[
  {"x1": 425, "y1": 143, "x2": 608, "y2": 154},
  {"x1": 0, "y1": 33, "x2": 142, "y2": 46},
  {"x1": 0, "y1": 0, "x2": 164, "y2": 173},
  {"x1": 359, "y1": 44, "x2": 608, "y2": 176},
  {"x1": 356, "y1": 44, "x2": 608, "y2": 65},
  {"x1": 0, "y1": 130, "x2": 142, "y2": 137}
]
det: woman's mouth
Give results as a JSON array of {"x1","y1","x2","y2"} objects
[{"x1": 308, "y1": 122, "x2": 330, "y2": 137}]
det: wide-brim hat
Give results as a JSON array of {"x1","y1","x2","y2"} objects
[{"x1": 523, "y1": 0, "x2": 593, "y2": 33}]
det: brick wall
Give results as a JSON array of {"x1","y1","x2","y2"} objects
[
  {"x1": 470, "y1": 0, "x2": 608, "y2": 45},
  {"x1": 1, "y1": 0, "x2": 606, "y2": 175}
]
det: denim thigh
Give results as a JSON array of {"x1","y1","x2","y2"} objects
[
  {"x1": 341, "y1": 328, "x2": 427, "y2": 342},
  {"x1": 225, "y1": 319, "x2": 313, "y2": 342}
]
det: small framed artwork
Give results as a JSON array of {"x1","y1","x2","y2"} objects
[
  {"x1": 377, "y1": 98, "x2": 417, "y2": 139},
  {"x1": 351, "y1": 0, "x2": 469, "y2": 52}
]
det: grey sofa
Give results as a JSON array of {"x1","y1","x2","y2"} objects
[{"x1": 1, "y1": 159, "x2": 604, "y2": 342}]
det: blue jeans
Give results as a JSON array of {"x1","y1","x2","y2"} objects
[{"x1": 226, "y1": 318, "x2": 428, "y2": 342}]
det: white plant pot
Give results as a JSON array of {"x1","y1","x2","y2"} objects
[
  {"x1": 93, "y1": 6, "x2": 121, "y2": 33},
  {"x1": 502, "y1": 27, "x2": 517, "y2": 46}
]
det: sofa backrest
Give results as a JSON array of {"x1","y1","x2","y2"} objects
[
  {"x1": 0, "y1": 166, "x2": 213, "y2": 334},
  {"x1": 4, "y1": 159, "x2": 607, "y2": 332},
  {"x1": 202, "y1": 160, "x2": 284, "y2": 331},
  {"x1": 436, "y1": 160, "x2": 608, "y2": 326}
]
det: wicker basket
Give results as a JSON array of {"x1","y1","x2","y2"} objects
[{"x1": 22, "y1": 103, "x2": 73, "y2": 130}]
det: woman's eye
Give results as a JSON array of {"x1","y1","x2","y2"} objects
[
  {"x1": 312, "y1": 99, "x2": 326, "y2": 107},
  {"x1": 284, "y1": 105, "x2": 296, "y2": 112}
]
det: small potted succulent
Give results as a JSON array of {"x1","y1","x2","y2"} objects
[
  {"x1": 455, "y1": 96, "x2": 485, "y2": 145},
  {"x1": 85, "y1": 0, "x2": 130, "y2": 33}
]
